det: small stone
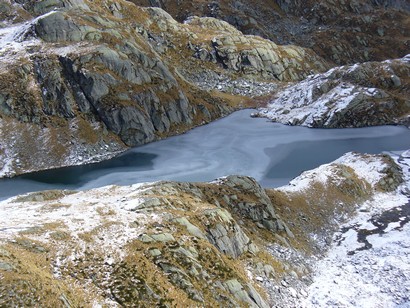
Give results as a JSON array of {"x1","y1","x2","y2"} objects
[
  {"x1": 140, "y1": 234, "x2": 154, "y2": 243},
  {"x1": 390, "y1": 75, "x2": 401, "y2": 87},
  {"x1": 289, "y1": 271, "x2": 298, "y2": 278},
  {"x1": 288, "y1": 287, "x2": 297, "y2": 298},
  {"x1": 151, "y1": 233, "x2": 175, "y2": 242},
  {"x1": 149, "y1": 249, "x2": 162, "y2": 257},
  {"x1": 0, "y1": 261, "x2": 14, "y2": 271},
  {"x1": 248, "y1": 242, "x2": 259, "y2": 254}
]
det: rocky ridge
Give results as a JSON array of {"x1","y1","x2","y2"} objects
[
  {"x1": 0, "y1": 150, "x2": 409, "y2": 307},
  {"x1": 304, "y1": 150, "x2": 410, "y2": 307},
  {"x1": 1, "y1": 1, "x2": 410, "y2": 307},
  {"x1": 130, "y1": 0, "x2": 410, "y2": 65},
  {"x1": 255, "y1": 55, "x2": 410, "y2": 128},
  {"x1": 0, "y1": 0, "x2": 328, "y2": 178}
]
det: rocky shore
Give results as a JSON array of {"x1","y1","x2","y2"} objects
[
  {"x1": 0, "y1": 2, "x2": 409, "y2": 305},
  {"x1": 255, "y1": 55, "x2": 410, "y2": 128},
  {"x1": 1, "y1": 150, "x2": 409, "y2": 306},
  {"x1": 0, "y1": 0, "x2": 329, "y2": 178}
]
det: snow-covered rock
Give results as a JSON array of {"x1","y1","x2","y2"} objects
[
  {"x1": 256, "y1": 55, "x2": 410, "y2": 128},
  {"x1": 301, "y1": 151, "x2": 410, "y2": 307}
]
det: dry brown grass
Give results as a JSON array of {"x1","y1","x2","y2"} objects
[
  {"x1": 267, "y1": 165, "x2": 372, "y2": 254},
  {"x1": 0, "y1": 242, "x2": 95, "y2": 307}
]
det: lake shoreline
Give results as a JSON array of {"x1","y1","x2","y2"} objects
[{"x1": 1, "y1": 110, "x2": 410, "y2": 201}]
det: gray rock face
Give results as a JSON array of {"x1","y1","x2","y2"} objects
[
  {"x1": 0, "y1": 261, "x2": 14, "y2": 271},
  {"x1": 224, "y1": 279, "x2": 269, "y2": 308},
  {"x1": 131, "y1": 0, "x2": 409, "y2": 67},
  {"x1": 185, "y1": 16, "x2": 328, "y2": 81},
  {"x1": 0, "y1": 0, "x2": 332, "y2": 177},
  {"x1": 376, "y1": 155, "x2": 404, "y2": 192},
  {"x1": 35, "y1": 11, "x2": 96, "y2": 42},
  {"x1": 218, "y1": 175, "x2": 290, "y2": 235},
  {"x1": 158, "y1": 261, "x2": 204, "y2": 302},
  {"x1": 0, "y1": 1, "x2": 241, "y2": 177},
  {"x1": 129, "y1": 178, "x2": 291, "y2": 264},
  {"x1": 125, "y1": 178, "x2": 281, "y2": 305},
  {"x1": 173, "y1": 217, "x2": 206, "y2": 239},
  {"x1": 204, "y1": 208, "x2": 251, "y2": 258},
  {"x1": 103, "y1": 106, "x2": 156, "y2": 145},
  {"x1": 90, "y1": 46, "x2": 154, "y2": 85},
  {"x1": 9, "y1": 12, "x2": 202, "y2": 147},
  {"x1": 132, "y1": 177, "x2": 292, "y2": 260},
  {"x1": 17, "y1": 0, "x2": 90, "y2": 15},
  {"x1": 140, "y1": 232, "x2": 175, "y2": 243},
  {"x1": 34, "y1": 58, "x2": 76, "y2": 118}
]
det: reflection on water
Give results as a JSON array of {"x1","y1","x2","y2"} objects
[{"x1": 1, "y1": 110, "x2": 409, "y2": 200}]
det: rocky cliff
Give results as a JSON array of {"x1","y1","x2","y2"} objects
[
  {"x1": 1, "y1": 1, "x2": 410, "y2": 306},
  {"x1": 2, "y1": 0, "x2": 409, "y2": 177},
  {"x1": 0, "y1": 0, "x2": 329, "y2": 178},
  {"x1": 255, "y1": 55, "x2": 410, "y2": 128},
  {"x1": 130, "y1": 0, "x2": 410, "y2": 65},
  {"x1": 0, "y1": 150, "x2": 408, "y2": 307}
]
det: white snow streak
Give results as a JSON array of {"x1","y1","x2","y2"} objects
[{"x1": 303, "y1": 151, "x2": 410, "y2": 307}]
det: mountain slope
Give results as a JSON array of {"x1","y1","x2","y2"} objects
[
  {"x1": 0, "y1": 150, "x2": 408, "y2": 306},
  {"x1": 130, "y1": 0, "x2": 410, "y2": 65},
  {"x1": 0, "y1": 0, "x2": 328, "y2": 177}
]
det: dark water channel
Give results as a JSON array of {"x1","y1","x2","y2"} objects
[{"x1": 1, "y1": 110, "x2": 410, "y2": 200}]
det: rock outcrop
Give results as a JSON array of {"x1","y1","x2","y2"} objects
[
  {"x1": 1, "y1": 151, "x2": 409, "y2": 307},
  {"x1": 0, "y1": 175, "x2": 289, "y2": 307},
  {"x1": 0, "y1": 0, "x2": 329, "y2": 178},
  {"x1": 130, "y1": 0, "x2": 410, "y2": 65},
  {"x1": 184, "y1": 16, "x2": 327, "y2": 82},
  {"x1": 255, "y1": 55, "x2": 410, "y2": 128}
]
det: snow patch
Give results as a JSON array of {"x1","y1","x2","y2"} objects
[
  {"x1": 258, "y1": 80, "x2": 368, "y2": 127},
  {"x1": 0, "y1": 10, "x2": 92, "y2": 71},
  {"x1": 0, "y1": 183, "x2": 156, "y2": 262},
  {"x1": 334, "y1": 152, "x2": 388, "y2": 186},
  {"x1": 279, "y1": 162, "x2": 340, "y2": 193},
  {"x1": 279, "y1": 151, "x2": 389, "y2": 193},
  {"x1": 303, "y1": 151, "x2": 410, "y2": 307}
]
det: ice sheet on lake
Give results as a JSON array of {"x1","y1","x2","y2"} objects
[{"x1": 1, "y1": 110, "x2": 410, "y2": 200}]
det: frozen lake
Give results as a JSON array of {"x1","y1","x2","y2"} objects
[{"x1": 1, "y1": 109, "x2": 410, "y2": 200}]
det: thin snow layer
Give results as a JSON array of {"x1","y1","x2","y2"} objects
[
  {"x1": 0, "y1": 11, "x2": 55, "y2": 68},
  {"x1": 256, "y1": 62, "x2": 389, "y2": 127},
  {"x1": 0, "y1": 183, "x2": 156, "y2": 260},
  {"x1": 0, "y1": 10, "x2": 93, "y2": 71},
  {"x1": 0, "y1": 119, "x2": 20, "y2": 178},
  {"x1": 279, "y1": 151, "x2": 387, "y2": 193},
  {"x1": 303, "y1": 152, "x2": 410, "y2": 307},
  {"x1": 334, "y1": 152, "x2": 388, "y2": 186},
  {"x1": 0, "y1": 116, "x2": 122, "y2": 179},
  {"x1": 279, "y1": 161, "x2": 341, "y2": 193}
]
